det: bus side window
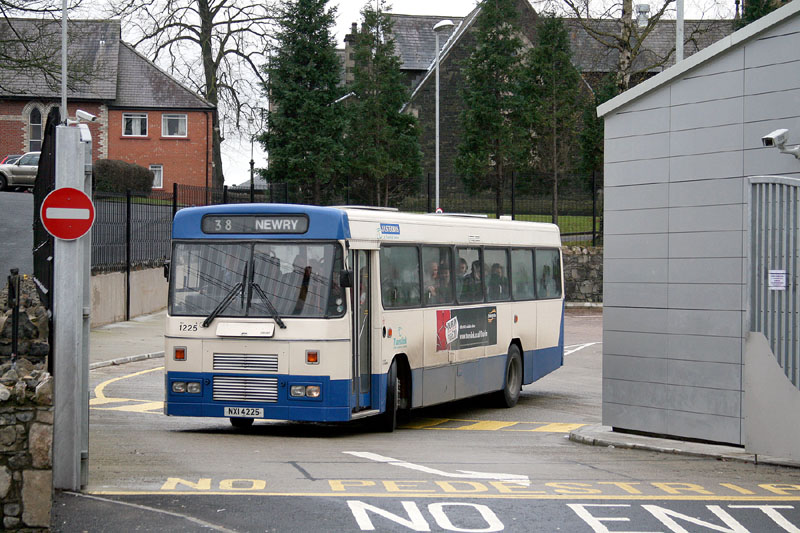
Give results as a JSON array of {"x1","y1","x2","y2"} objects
[
  {"x1": 535, "y1": 249, "x2": 562, "y2": 299},
  {"x1": 511, "y1": 249, "x2": 534, "y2": 300},
  {"x1": 485, "y1": 248, "x2": 510, "y2": 302},
  {"x1": 380, "y1": 246, "x2": 420, "y2": 308},
  {"x1": 456, "y1": 247, "x2": 482, "y2": 303}
]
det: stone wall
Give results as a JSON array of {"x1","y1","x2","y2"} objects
[
  {"x1": 0, "y1": 275, "x2": 53, "y2": 530},
  {"x1": 563, "y1": 246, "x2": 603, "y2": 303}
]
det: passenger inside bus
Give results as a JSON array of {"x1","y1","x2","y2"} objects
[
  {"x1": 424, "y1": 260, "x2": 439, "y2": 304},
  {"x1": 437, "y1": 260, "x2": 453, "y2": 303},
  {"x1": 460, "y1": 260, "x2": 483, "y2": 302},
  {"x1": 487, "y1": 263, "x2": 509, "y2": 300}
]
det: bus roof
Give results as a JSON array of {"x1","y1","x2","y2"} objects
[{"x1": 171, "y1": 204, "x2": 561, "y2": 247}]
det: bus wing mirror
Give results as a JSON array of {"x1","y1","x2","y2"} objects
[
  {"x1": 339, "y1": 269, "x2": 354, "y2": 288},
  {"x1": 163, "y1": 259, "x2": 171, "y2": 281}
]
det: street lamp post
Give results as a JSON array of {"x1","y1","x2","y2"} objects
[
  {"x1": 433, "y1": 19, "x2": 454, "y2": 213},
  {"x1": 249, "y1": 127, "x2": 255, "y2": 203}
]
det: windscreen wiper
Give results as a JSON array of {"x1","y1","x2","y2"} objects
[
  {"x1": 250, "y1": 282, "x2": 287, "y2": 329},
  {"x1": 202, "y1": 282, "x2": 243, "y2": 328}
]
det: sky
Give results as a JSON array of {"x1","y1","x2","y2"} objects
[{"x1": 223, "y1": 0, "x2": 477, "y2": 187}]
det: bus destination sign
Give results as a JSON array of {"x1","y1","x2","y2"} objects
[{"x1": 202, "y1": 214, "x2": 309, "y2": 234}]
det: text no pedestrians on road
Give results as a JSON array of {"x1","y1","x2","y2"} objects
[{"x1": 40, "y1": 187, "x2": 95, "y2": 240}]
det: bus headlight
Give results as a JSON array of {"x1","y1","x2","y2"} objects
[
  {"x1": 187, "y1": 382, "x2": 202, "y2": 394},
  {"x1": 290, "y1": 384, "x2": 321, "y2": 398},
  {"x1": 290, "y1": 385, "x2": 306, "y2": 397},
  {"x1": 172, "y1": 381, "x2": 187, "y2": 393},
  {"x1": 305, "y1": 385, "x2": 321, "y2": 398}
]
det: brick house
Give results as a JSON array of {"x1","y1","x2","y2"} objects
[
  {"x1": 0, "y1": 18, "x2": 215, "y2": 191},
  {"x1": 342, "y1": 2, "x2": 734, "y2": 191}
]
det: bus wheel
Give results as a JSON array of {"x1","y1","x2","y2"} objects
[
  {"x1": 498, "y1": 344, "x2": 522, "y2": 408},
  {"x1": 378, "y1": 360, "x2": 399, "y2": 432},
  {"x1": 230, "y1": 417, "x2": 254, "y2": 429}
]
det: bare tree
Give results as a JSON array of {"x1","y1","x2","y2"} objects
[
  {"x1": 532, "y1": 0, "x2": 733, "y2": 92},
  {"x1": 0, "y1": 0, "x2": 95, "y2": 94},
  {"x1": 105, "y1": 0, "x2": 276, "y2": 189}
]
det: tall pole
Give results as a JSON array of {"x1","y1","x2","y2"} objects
[
  {"x1": 433, "y1": 20, "x2": 454, "y2": 213},
  {"x1": 61, "y1": 0, "x2": 67, "y2": 120},
  {"x1": 249, "y1": 134, "x2": 255, "y2": 203},
  {"x1": 435, "y1": 31, "x2": 441, "y2": 212},
  {"x1": 676, "y1": 0, "x2": 684, "y2": 63}
]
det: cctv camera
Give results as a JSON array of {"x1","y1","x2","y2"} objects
[
  {"x1": 762, "y1": 128, "x2": 789, "y2": 148},
  {"x1": 75, "y1": 109, "x2": 98, "y2": 123}
]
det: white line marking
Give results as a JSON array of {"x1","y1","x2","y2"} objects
[
  {"x1": 46, "y1": 207, "x2": 90, "y2": 220},
  {"x1": 564, "y1": 342, "x2": 600, "y2": 356},
  {"x1": 344, "y1": 451, "x2": 531, "y2": 486}
]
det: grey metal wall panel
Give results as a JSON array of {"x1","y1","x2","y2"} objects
[
  {"x1": 605, "y1": 307, "x2": 668, "y2": 334},
  {"x1": 668, "y1": 231, "x2": 744, "y2": 258},
  {"x1": 744, "y1": 88, "x2": 800, "y2": 122},
  {"x1": 677, "y1": 48, "x2": 744, "y2": 81},
  {"x1": 615, "y1": 87, "x2": 670, "y2": 113},
  {"x1": 605, "y1": 259, "x2": 668, "y2": 283},
  {"x1": 604, "y1": 183, "x2": 669, "y2": 211},
  {"x1": 605, "y1": 354, "x2": 668, "y2": 383},
  {"x1": 745, "y1": 62, "x2": 800, "y2": 95},
  {"x1": 666, "y1": 385, "x2": 740, "y2": 419},
  {"x1": 605, "y1": 208, "x2": 669, "y2": 235},
  {"x1": 668, "y1": 204, "x2": 744, "y2": 232},
  {"x1": 605, "y1": 233, "x2": 668, "y2": 259},
  {"x1": 669, "y1": 258, "x2": 742, "y2": 284},
  {"x1": 669, "y1": 124, "x2": 744, "y2": 158},
  {"x1": 744, "y1": 30, "x2": 800, "y2": 68},
  {"x1": 668, "y1": 334, "x2": 743, "y2": 364},
  {"x1": 667, "y1": 309, "x2": 742, "y2": 337},
  {"x1": 666, "y1": 410, "x2": 742, "y2": 444},
  {"x1": 602, "y1": 401, "x2": 668, "y2": 434},
  {"x1": 670, "y1": 69, "x2": 744, "y2": 106},
  {"x1": 604, "y1": 378, "x2": 668, "y2": 408},
  {"x1": 605, "y1": 132, "x2": 670, "y2": 163},
  {"x1": 667, "y1": 360, "x2": 742, "y2": 391},
  {"x1": 603, "y1": 330, "x2": 669, "y2": 358},
  {"x1": 668, "y1": 283, "x2": 745, "y2": 311},
  {"x1": 669, "y1": 178, "x2": 743, "y2": 207},
  {"x1": 604, "y1": 107, "x2": 669, "y2": 139},
  {"x1": 670, "y1": 152, "x2": 743, "y2": 182},
  {"x1": 670, "y1": 98, "x2": 743, "y2": 131},
  {"x1": 604, "y1": 282, "x2": 668, "y2": 308},
  {"x1": 605, "y1": 158, "x2": 670, "y2": 187}
]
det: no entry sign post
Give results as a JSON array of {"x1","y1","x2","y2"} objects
[{"x1": 41, "y1": 187, "x2": 95, "y2": 240}]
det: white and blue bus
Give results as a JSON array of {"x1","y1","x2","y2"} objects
[{"x1": 165, "y1": 204, "x2": 564, "y2": 431}]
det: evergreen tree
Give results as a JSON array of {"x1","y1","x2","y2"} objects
[
  {"x1": 261, "y1": 0, "x2": 344, "y2": 205},
  {"x1": 736, "y1": 0, "x2": 780, "y2": 29},
  {"x1": 578, "y1": 73, "x2": 618, "y2": 184},
  {"x1": 345, "y1": 0, "x2": 422, "y2": 206},
  {"x1": 519, "y1": 14, "x2": 585, "y2": 224},
  {"x1": 456, "y1": 0, "x2": 525, "y2": 217}
]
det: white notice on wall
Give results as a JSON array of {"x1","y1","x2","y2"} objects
[{"x1": 769, "y1": 270, "x2": 787, "y2": 291}]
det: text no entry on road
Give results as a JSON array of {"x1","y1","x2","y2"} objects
[{"x1": 41, "y1": 187, "x2": 96, "y2": 240}]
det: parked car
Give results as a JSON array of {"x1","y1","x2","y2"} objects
[
  {"x1": 0, "y1": 154, "x2": 21, "y2": 165},
  {"x1": 0, "y1": 151, "x2": 40, "y2": 191}
]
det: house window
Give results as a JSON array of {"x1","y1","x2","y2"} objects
[
  {"x1": 29, "y1": 108, "x2": 42, "y2": 152},
  {"x1": 162, "y1": 114, "x2": 187, "y2": 137},
  {"x1": 123, "y1": 113, "x2": 148, "y2": 136},
  {"x1": 150, "y1": 165, "x2": 163, "y2": 189}
]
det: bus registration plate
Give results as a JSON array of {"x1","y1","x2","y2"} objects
[{"x1": 224, "y1": 407, "x2": 263, "y2": 418}]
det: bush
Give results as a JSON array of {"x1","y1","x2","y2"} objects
[{"x1": 93, "y1": 159, "x2": 154, "y2": 193}]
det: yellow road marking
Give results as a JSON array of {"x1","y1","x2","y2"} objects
[
  {"x1": 93, "y1": 365, "x2": 164, "y2": 401},
  {"x1": 447, "y1": 420, "x2": 519, "y2": 431},
  {"x1": 400, "y1": 418, "x2": 586, "y2": 433},
  {"x1": 94, "y1": 401, "x2": 164, "y2": 413},
  {"x1": 400, "y1": 418, "x2": 450, "y2": 429},
  {"x1": 91, "y1": 366, "x2": 164, "y2": 414},
  {"x1": 526, "y1": 423, "x2": 586, "y2": 433}
]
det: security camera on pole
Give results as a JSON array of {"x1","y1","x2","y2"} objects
[{"x1": 52, "y1": 0, "x2": 95, "y2": 491}]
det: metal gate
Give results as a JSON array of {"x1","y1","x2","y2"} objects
[{"x1": 750, "y1": 176, "x2": 800, "y2": 389}]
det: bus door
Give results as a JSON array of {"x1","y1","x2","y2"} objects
[{"x1": 352, "y1": 250, "x2": 372, "y2": 411}]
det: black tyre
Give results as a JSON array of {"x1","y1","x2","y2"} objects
[
  {"x1": 498, "y1": 344, "x2": 523, "y2": 408},
  {"x1": 378, "y1": 360, "x2": 399, "y2": 432},
  {"x1": 0, "y1": 174, "x2": 7, "y2": 192},
  {"x1": 230, "y1": 417, "x2": 254, "y2": 429}
]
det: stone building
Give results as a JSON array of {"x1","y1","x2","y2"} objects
[{"x1": 341, "y1": 2, "x2": 733, "y2": 192}]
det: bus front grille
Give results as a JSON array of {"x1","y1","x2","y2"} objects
[
  {"x1": 213, "y1": 353, "x2": 279, "y2": 372},
  {"x1": 213, "y1": 376, "x2": 279, "y2": 402}
]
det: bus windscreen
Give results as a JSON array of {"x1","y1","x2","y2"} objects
[{"x1": 170, "y1": 242, "x2": 345, "y2": 319}]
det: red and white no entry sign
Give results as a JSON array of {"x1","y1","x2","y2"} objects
[{"x1": 40, "y1": 187, "x2": 95, "y2": 240}]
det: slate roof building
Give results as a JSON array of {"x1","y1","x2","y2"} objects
[
  {"x1": 0, "y1": 18, "x2": 215, "y2": 191},
  {"x1": 340, "y1": 2, "x2": 734, "y2": 193}
]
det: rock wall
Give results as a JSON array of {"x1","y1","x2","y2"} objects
[
  {"x1": 1, "y1": 275, "x2": 53, "y2": 530},
  {"x1": 563, "y1": 246, "x2": 603, "y2": 304}
]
